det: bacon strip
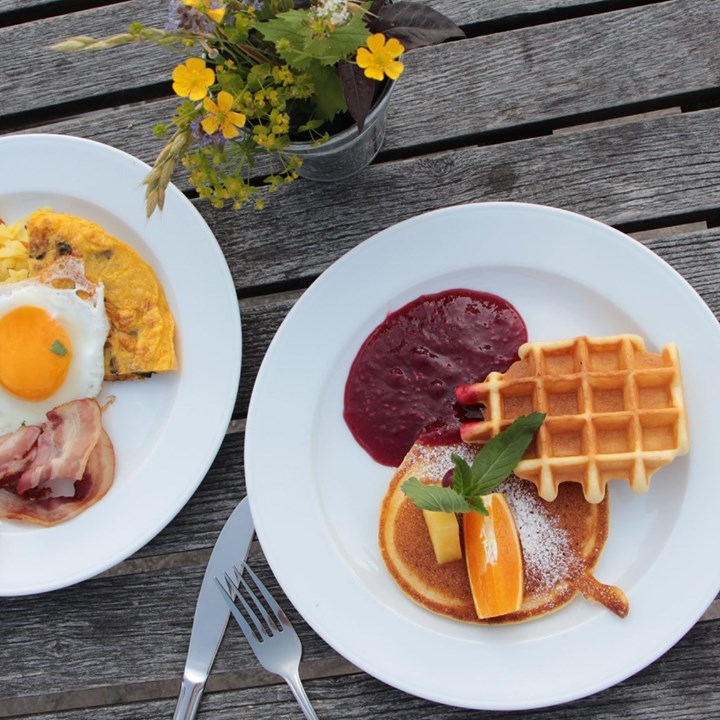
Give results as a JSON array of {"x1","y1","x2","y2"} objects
[
  {"x1": 0, "y1": 429, "x2": 115, "y2": 526},
  {"x1": 15, "y1": 399, "x2": 102, "y2": 496},
  {"x1": 0, "y1": 425, "x2": 41, "y2": 488}
]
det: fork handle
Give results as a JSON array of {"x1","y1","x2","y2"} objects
[
  {"x1": 172, "y1": 677, "x2": 205, "y2": 720},
  {"x1": 284, "y1": 668, "x2": 320, "y2": 720}
]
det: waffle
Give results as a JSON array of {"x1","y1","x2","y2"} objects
[{"x1": 456, "y1": 335, "x2": 689, "y2": 503}]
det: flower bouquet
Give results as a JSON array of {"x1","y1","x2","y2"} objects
[{"x1": 53, "y1": 0, "x2": 464, "y2": 214}]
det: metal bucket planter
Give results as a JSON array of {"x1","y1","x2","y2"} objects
[{"x1": 285, "y1": 79, "x2": 396, "y2": 182}]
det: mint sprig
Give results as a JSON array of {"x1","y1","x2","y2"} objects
[{"x1": 401, "y1": 412, "x2": 545, "y2": 515}]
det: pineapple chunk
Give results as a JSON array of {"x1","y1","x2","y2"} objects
[{"x1": 422, "y1": 510, "x2": 462, "y2": 563}]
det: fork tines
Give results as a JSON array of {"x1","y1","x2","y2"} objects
[{"x1": 215, "y1": 561, "x2": 290, "y2": 646}]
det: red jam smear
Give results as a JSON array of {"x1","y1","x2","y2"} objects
[{"x1": 343, "y1": 289, "x2": 527, "y2": 467}]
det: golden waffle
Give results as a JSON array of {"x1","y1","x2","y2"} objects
[
  {"x1": 379, "y1": 441, "x2": 628, "y2": 624},
  {"x1": 456, "y1": 334, "x2": 689, "y2": 503}
]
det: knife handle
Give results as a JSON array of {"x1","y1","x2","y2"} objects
[{"x1": 172, "y1": 676, "x2": 205, "y2": 720}]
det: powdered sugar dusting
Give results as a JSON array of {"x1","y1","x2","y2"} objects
[
  {"x1": 500, "y1": 477, "x2": 580, "y2": 590},
  {"x1": 409, "y1": 443, "x2": 581, "y2": 592},
  {"x1": 410, "y1": 442, "x2": 474, "y2": 482}
]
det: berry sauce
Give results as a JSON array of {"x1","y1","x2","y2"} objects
[{"x1": 343, "y1": 289, "x2": 527, "y2": 467}]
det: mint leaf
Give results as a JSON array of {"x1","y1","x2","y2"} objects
[
  {"x1": 449, "y1": 453, "x2": 472, "y2": 495},
  {"x1": 401, "y1": 413, "x2": 545, "y2": 515},
  {"x1": 469, "y1": 412, "x2": 545, "y2": 495},
  {"x1": 466, "y1": 495, "x2": 490, "y2": 516},
  {"x1": 400, "y1": 477, "x2": 472, "y2": 513}
]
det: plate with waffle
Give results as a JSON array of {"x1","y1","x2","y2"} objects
[{"x1": 245, "y1": 202, "x2": 720, "y2": 710}]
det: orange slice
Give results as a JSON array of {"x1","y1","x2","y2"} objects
[{"x1": 463, "y1": 493, "x2": 524, "y2": 619}]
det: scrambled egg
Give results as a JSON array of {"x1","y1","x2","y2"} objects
[
  {"x1": 0, "y1": 219, "x2": 30, "y2": 283},
  {"x1": 26, "y1": 211, "x2": 177, "y2": 381}
]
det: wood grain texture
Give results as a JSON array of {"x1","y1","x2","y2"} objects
[
  {"x1": 0, "y1": 1, "x2": 173, "y2": 115},
  {"x1": 385, "y1": 0, "x2": 720, "y2": 150},
  {"x1": 192, "y1": 108, "x2": 720, "y2": 290},
  {"x1": 0, "y1": 552, "x2": 336, "y2": 706},
  {"x1": 3, "y1": 618, "x2": 719, "y2": 719}
]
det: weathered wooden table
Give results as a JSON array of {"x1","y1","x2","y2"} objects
[{"x1": 1, "y1": 0, "x2": 719, "y2": 717}]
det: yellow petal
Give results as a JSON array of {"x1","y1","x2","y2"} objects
[
  {"x1": 384, "y1": 60, "x2": 404, "y2": 80},
  {"x1": 201, "y1": 116, "x2": 220, "y2": 135},
  {"x1": 362, "y1": 65, "x2": 384, "y2": 81},
  {"x1": 203, "y1": 96, "x2": 219, "y2": 113},
  {"x1": 187, "y1": 84, "x2": 209, "y2": 101},
  {"x1": 385, "y1": 37, "x2": 405, "y2": 58},
  {"x1": 172, "y1": 63, "x2": 189, "y2": 83},
  {"x1": 221, "y1": 122, "x2": 241, "y2": 140},
  {"x1": 228, "y1": 111, "x2": 247, "y2": 128},
  {"x1": 355, "y1": 46, "x2": 372, "y2": 69},
  {"x1": 366, "y1": 33, "x2": 386, "y2": 53},
  {"x1": 206, "y1": 7, "x2": 225, "y2": 23},
  {"x1": 185, "y1": 57, "x2": 208, "y2": 73},
  {"x1": 216, "y1": 90, "x2": 234, "y2": 113},
  {"x1": 200, "y1": 67, "x2": 216, "y2": 86}
]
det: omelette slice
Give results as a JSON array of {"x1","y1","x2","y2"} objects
[{"x1": 26, "y1": 211, "x2": 177, "y2": 380}]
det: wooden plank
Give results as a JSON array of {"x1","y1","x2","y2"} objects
[
  {"x1": 3, "y1": 617, "x2": 719, "y2": 719},
  {"x1": 0, "y1": 1, "x2": 173, "y2": 114},
  {"x1": 1, "y1": 0, "x2": 713, "y2": 133},
  {"x1": 385, "y1": 0, "x2": 720, "y2": 150},
  {"x1": 0, "y1": 552, "x2": 341, "y2": 710},
  {"x1": 0, "y1": 0, "x2": 640, "y2": 31},
  {"x1": 196, "y1": 108, "x2": 720, "y2": 291}
]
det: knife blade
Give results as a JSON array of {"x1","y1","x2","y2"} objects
[{"x1": 173, "y1": 496, "x2": 254, "y2": 720}]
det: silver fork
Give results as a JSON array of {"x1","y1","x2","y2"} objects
[{"x1": 215, "y1": 562, "x2": 320, "y2": 720}]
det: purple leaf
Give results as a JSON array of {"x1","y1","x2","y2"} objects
[
  {"x1": 370, "y1": 2, "x2": 465, "y2": 50},
  {"x1": 338, "y1": 61, "x2": 376, "y2": 132}
]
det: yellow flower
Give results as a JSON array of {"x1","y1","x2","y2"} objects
[
  {"x1": 201, "y1": 91, "x2": 247, "y2": 139},
  {"x1": 356, "y1": 33, "x2": 404, "y2": 81},
  {"x1": 172, "y1": 57, "x2": 215, "y2": 101}
]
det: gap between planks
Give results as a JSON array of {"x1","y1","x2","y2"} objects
[{"x1": 0, "y1": 657, "x2": 359, "y2": 720}]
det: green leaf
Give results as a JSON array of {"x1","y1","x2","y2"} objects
[
  {"x1": 401, "y1": 414, "x2": 545, "y2": 515},
  {"x1": 306, "y1": 62, "x2": 347, "y2": 121},
  {"x1": 469, "y1": 412, "x2": 545, "y2": 496},
  {"x1": 401, "y1": 477, "x2": 472, "y2": 513},
  {"x1": 449, "y1": 453, "x2": 473, "y2": 495},
  {"x1": 257, "y1": 9, "x2": 369, "y2": 70},
  {"x1": 466, "y1": 495, "x2": 490, "y2": 516}
]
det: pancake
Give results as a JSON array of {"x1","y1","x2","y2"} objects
[
  {"x1": 25, "y1": 211, "x2": 177, "y2": 381},
  {"x1": 379, "y1": 441, "x2": 629, "y2": 624}
]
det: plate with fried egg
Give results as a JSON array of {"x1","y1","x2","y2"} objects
[{"x1": 0, "y1": 134, "x2": 241, "y2": 596}]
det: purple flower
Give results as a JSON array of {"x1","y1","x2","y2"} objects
[
  {"x1": 166, "y1": 0, "x2": 213, "y2": 32},
  {"x1": 190, "y1": 119, "x2": 227, "y2": 147}
]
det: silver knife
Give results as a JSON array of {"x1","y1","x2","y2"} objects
[{"x1": 173, "y1": 497, "x2": 254, "y2": 720}]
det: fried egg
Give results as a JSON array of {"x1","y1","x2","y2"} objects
[{"x1": 0, "y1": 258, "x2": 109, "y2": 434}]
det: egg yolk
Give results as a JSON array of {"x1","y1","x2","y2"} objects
[{"x1": 0, "y1": 305, "x2": 73, "y2": 400}]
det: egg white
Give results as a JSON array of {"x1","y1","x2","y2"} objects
[{"x1": 0, "y1": 277, "x2": 109, "y2": 434}]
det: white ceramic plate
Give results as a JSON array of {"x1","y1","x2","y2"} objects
[
  {"x1": 245, "y1": 202, "x2": 720, "y2": 710},
  {"x1": 0, "y1": 134, "x2": 241, "y2": 596}
]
